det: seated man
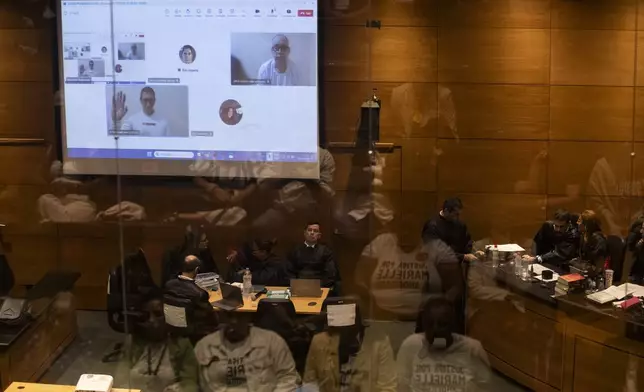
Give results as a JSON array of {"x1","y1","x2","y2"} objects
[
  {"x1": 227, "y1": 239, "x2": 289, "y2": 286},
  {"x1": 524, "y1": 209, "x2": 579, "y2": 266},
  {"x1": 287, "y1": 222, "x2": 339, "y2": 294},
  {"x1": 164, "y1": 255, "x2": 219, "y2": 338},
  {"x1": 192, "y1": 311, "x2": 298, "y2": 392}
]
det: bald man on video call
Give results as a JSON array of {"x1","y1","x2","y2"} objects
[{"x1": 257, "y1": 34, "x2": 300, "y2": 86}]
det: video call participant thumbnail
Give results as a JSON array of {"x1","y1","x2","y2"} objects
[
  {"x1": 258, "y1": 34, "x2": 300, "y2": 86},
  {"x1": 180, "y1": 45, "x2": 196, "y2": 64},
  {"x1": 111, "y1": 87, "x2": 170, "y2": 137},
  {"x1": 219, "y1": 99, "x2": 243, "y2": 126}
]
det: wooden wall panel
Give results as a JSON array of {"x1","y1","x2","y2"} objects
[
  {"x1": 0, "y1": 146, "x2": 49, "y2": 185},
  {"x1": 399, "y1": 137, "x2": 437, "y2": 191},
  {"x1": 550, "y1": 86, "x2": 634, "y2": 141},
  {"x1": 5, "y1": 234, "x2": 59, "y2": 285},
  {"x1": 438, "y1": 192, "x2": 546, "y2": 245},
  {"x1": 637, "y1": 32, "x2": 644, "y2": 86},
  {"x1": 441, "y1": 84, "x2": 549, "y2": 140},
  {"x1": 551, "y1": 30, "x2": 636, "y2": 86},
  {"x1": 324, "y1": 81, "x2": 369, "y2": 142},
  {"x1": 0, "y1": 29, "x2": 52, "y2": 82},
  {"x1": 323, "y1": 25, "x2": 369, "y2": 81},
  {"x1": 0, "y1": 4, "x2": 53, "y2": 29},
  {"x1": 324, "y1": 82, "x2": 438, "y2": 141},
  {"x1": 0, "y1": 82, "x2": 54, "y2": 139},
  {"x1": 331, "y1": 149, "x2": 402, "y2": 192},
  {"x1": 629, "y1": 142, "x2": 644, "y2": 197},
  {"x1": 399, "y1": 191, "x2": 436, "y2": 246},
  {"x1": 551, "y1": 0, "x2": 637, "y2": 30},
  {"x1": 438, "y1": 29, "x2": 550, "y2": 84},
  {"x1": 381, "y1": 82, "x2": 438, "y2": 139},
  {"x1": 321, "y1": 0, "x2": 438, "y2": 27},
  {"x1": 0, "y1": 185, "x2": 46, "y2": 227},
  {"x1": 548, "y1": 142, "x2": 632, "y2": 196},
  {"x1": 437, "y1": 140, "x2": 547, "y2": 194},
  {"x1": 572, "y1": 337, "x2": 644, "y2": 392},
  {"x1": 634, "y1": 88, "x2": 644, "y2": 140},
  {"x1": 436, "y1": 0, "x2": 550, "y2": 28},
  {"x1": 371, "y1": 27, "x2": 437, "y2": 82},
  {"x1": 370, "y1": 0, "x2": 437, "y2": 27}
]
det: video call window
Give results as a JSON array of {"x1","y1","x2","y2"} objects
[
  {"x1": 77, "y1": 58, "x2": 105, "y2": 77},
  {"x1": 64, "y1": 42, "x2": 91, "y2": 59},
  {"x1": 231, "y1": 32, "x2": 316, "y2": 87},
  {"x1": 106, "y1": 85, "x2": 190, "y2": 138},
  {"x1": 117, "y1": 42, "x2": 146, "y2": 60}
]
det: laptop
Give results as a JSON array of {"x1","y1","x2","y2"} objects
[
  {"x1": 290, "y1": 279, "x2": 322, "y2": 297},
  {"x1": 210, "y1": 283, "x2": 244, "y2": 310}
]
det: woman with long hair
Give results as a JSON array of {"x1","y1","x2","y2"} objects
[{"x1": 577, "y1": 210, "x2": 608, "y2": 272}]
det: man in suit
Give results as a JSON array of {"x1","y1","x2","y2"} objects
[
  {"x1": 287, "y1": 222, "x2": 340, "y2": 295},
  {"x1": 164, "y1": 255, "x2": 218, "y2": 338}
]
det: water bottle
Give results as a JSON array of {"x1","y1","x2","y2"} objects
[
  {"x1": 242, "y1": 268, "x2": 252, "y2": 298},
  {"x1": 492, "y1": 244, "x2": 499, "y2": 268},
  {"x1": 514, "y1": 253, "x2": 522, "y2": 277}
]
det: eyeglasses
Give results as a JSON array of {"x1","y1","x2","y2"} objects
[{"x1": 272, "y1": 44, "x2": 290, "y2": 52}]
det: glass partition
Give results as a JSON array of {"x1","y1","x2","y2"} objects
[{"x1": 3, "y1": 1, "x2": 644, "y2": 392}]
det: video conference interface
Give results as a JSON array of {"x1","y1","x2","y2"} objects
[{"x1": 60, "y1": 0, "x2": 318, "y2": 167}]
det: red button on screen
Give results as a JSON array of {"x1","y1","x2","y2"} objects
[{"x1": 298, "y1": 9, "x2": 313, "y2": 16}]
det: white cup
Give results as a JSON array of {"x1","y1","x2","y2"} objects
[{"x1": 605, "y1": 269, "x2": 614, "y2": 288}]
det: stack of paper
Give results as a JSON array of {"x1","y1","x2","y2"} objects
[
  {"x1": 587, "y1": 284, "x2": 635, "y2": 304},
  {"x1": 485, "y1": 244, "x2": 525, "y2": 252}
]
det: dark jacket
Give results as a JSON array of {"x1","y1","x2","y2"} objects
[
  {"x1": 161, "y1": 232, "x2": 218, "y2": 286},
  {"x1": 228, "y1": 244, "x2": 289, "y2": 286},
  {"x1": 287, "y1": 243, "x2": 337, "y2": 288},
  {"x1": 627, "y1": 220, "x2": 644, "y2": 277},
  {"x1": 581, "y1": 231, "x2": 608, "y2": 270},
  {"x1": 164, "y1": 276, "x2": 218, "y2": 335},
  {"x1": 422, "y1": 214, "x2": 472, "y2": 263},
  {"x1": 533, "y1": 221, "x2": 579, "y2": 265}
]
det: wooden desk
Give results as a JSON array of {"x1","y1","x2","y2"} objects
[
  {"x1": 209, "y1": 287, "x2": 329, "y2": 315},
  {"x1": 5, "y1": 382, "x2": 138, "y2": 392},
  {"x1": 0, "y1": 294, "x2": 77, "y2": 390},
  {"x1": 468, "y1": 262, "x2": 644, "y2": 392}
]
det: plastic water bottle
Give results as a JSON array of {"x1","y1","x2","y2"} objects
[
  {"x1": 492, "y1": 244, "x2": 499, "y2": 268},
  {"x1": 242, "y1": 268, "x2": 252, "y2": 298}
]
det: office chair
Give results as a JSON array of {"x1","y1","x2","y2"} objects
[
  {"x1": 103, "y1": 249, "x2": 160, "y2": 362},
  {"x1": 607, "y1": 235, "x2": 626, "y2": 282}
]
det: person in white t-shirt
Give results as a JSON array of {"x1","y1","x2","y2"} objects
[
  {"x1": 257, "y1": 34, "x2": 300, "y2": 86},
  {"x1": 356, "y1": 232, "x2": 462, "y2": 318},
  {"x1": 112, "y1": 87, "x2": 170, "y2": 137},
  {"x1": 397, "y1": 298, "x2": 491, "y2": 392}
]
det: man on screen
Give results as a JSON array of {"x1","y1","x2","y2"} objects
[
  {"x1": 257, "y1": 34, "x2": 300, "y2": 86},
  {"x1": 125, "y1": 44, "x2": 142, "y2": 60},
  {"x1": 111, "y1": 87, "x2": 170, "y2": 137}
]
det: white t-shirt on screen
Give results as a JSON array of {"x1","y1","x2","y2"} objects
[
  {"x1": 257, "y1": 58, "x2": 299, "y2": 86},
  {"x1": 120, "y1": 110, "x2": 169, "y2": 137}
]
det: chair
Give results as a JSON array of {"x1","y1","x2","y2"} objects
[
  {"x1": 103, "y1": 249, "x2": 160, "y2": 362},
  {"x1": 607, "y1": 235, "x2": 626, "y2": 282},
  {"x1": 163, "y1": 294, "x2": 198, "y2": 346}
]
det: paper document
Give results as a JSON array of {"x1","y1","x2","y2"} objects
[
  {"x1": 485, "y1": 244, "x2": 525, "y2": 252},
  {"x1": 626, "y1": 283, "x2": 644, "y2": 297},
  {"x1": 327, "y1": 303, "x2": 356, "y2": 327},
  {"x1": 587, "y1": 291, "x2": 618, "y2": 304},
  {"x1": 530, "y1": 264, "x2": 552, "y2": 275},
  {"x1": 587, "y1": 284, "x2": 635, "y2": 304}
]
